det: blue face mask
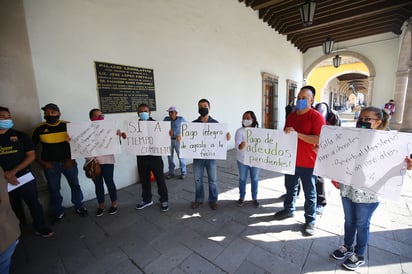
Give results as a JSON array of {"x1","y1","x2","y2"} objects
[
  {"x1": 139, "y1": 112, "x2": 149, "y2": 121},
  {"x1": 0, "y1": 119, "x2": 13, "y2": 130},
  {"x1": 295, "y1": 99, "x2": 308, "y2": 110}
]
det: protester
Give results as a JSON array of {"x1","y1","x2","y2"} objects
[
  {"x1": 190, "y1": 98, "x2": 231, "y2": 210},
  {"x1": 85, "y1": 108, "x2": 126, "y2": 216},
  {"x1": 163, "y1": 106, "x2": 187, "y2": 179},
  {"x1": 273, "y1": 86, "x2": 325, "y2": 236},
  {"x1": 235, "y1": 111, "x2": 260, "y2": 207},
  {"x1": 135, "y1": 103, "x2": 169, "y2": 212},
  {"x1": 331, "y1": 106, "x2": 412, "y2": 271},
  {"x1": 383, "y1": 99, "x2": 396, "y2": 130},
  {"x1": 0, "y1": 107, "x2": 53, "y2": 237},
  {"x1": 0, "y1": 168, "x2": 20, "y2": 274},
  {"x1": 32, "y1": 103, "x2": 88, "y2": 224},
  {"x1": 285, "y1": 100, "x2": 295, "y2": 118}
]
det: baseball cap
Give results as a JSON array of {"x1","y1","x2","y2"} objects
[
  {"x1": 41, "y1": 103, "x2": 60, "y2": 112},
  {"x1": 166, "y1": 106, "x2": 177, "y2": 112}
]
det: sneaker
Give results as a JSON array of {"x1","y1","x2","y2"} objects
[
  {"x1": 273, "y1": 210, "x2": 295, "y2": 220},
  {"x1": 180, "y1": 174, "x2": 186, "y2": 179},
  {"x1": 331, "y1": 245, "x2": 354, "y2": 260},
  {"x1": 190, "y1": 201, "x2": 202, "y2": 209},
  {"x1": 51, "y1": 212, "x2": 65, "y2": 225},
  {"x1": 316, "y1": 205, "x2": 325, "y2": 215},
  {"x1": 35, "y1": 227, "x2": 54, "y2": 238},
  {"x1": 209, "y1": 201, "x2": 218, "y2": 210},
  {"x1": 253, "y1": 200, "x2": 260, "y2": 207},
  {"x1": 342, "y1": 254, "x2": 365, "y2": 271},
  {"x1": 278, "y1": 193, "x2": 286, "y2": 200},
  {"x1": 237, "y1": 199, "x2": 244, "y2": 207},
  {"x1": 303, "y1": 223, "x2": 316, "y2": 236},
  {"x1": 75, "y1": 207, "x2": 89, "y2": 216},
  {"x1": 135, "y1": 200, "x2": 153, "y2": 210},
  {"x1": 165, "y1": 174, "x2": 174, "y2": 179},
  {"x1": 161, "y1": 202, "x2": 169, "y2": 212},
  {"x1": 95, "y1": 207, "x2": 105, "y2": 217},
  {"x1": 108, "y1": 206, "x2": 118, "y2": 215}
]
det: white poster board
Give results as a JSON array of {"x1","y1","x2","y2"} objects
[
  {"x1": 314, "y1": 126, "x2": 411, "y2": 201},
  {"x1": 123, "y1": 120, "x2": 171, "y2": 156},
  {"x1": 242, "y1": 128, "x2": 297, "y2": 174},
  {"x1": 67, "y1": 120, "x2": 121, "y2": 159},
  {"x1": 179, "y1": 122, "x2": 228, "y2": 159}
]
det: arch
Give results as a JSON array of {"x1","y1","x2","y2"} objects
[{"x1": 304, "y1": 50, "x2": 376, "y2": 80}]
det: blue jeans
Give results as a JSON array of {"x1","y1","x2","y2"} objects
[
  {"x1": 342, "y1": 196, "x2": 379, "y2": 256},
  {"x1": 284, "y1": 167, "x2": 317, "y2": 224},
  {"x1": 193, "y1": 159, "x2": 218, "y2": 202},
  {"x1": 43, "y1": 160, "x2": 84, "y2": 218},
  {"x1": 93, "y1": 164, "x2": 117, "y2": 204},
  {"x1": 237, "y1": 160, "x2": 259, "y2": 200},
  {"x1": 167, "y1": 139, "x2": 186, "y2": 175},
  {"x1": 0, "y1": 240, "x2": 18, "y2": 274}
]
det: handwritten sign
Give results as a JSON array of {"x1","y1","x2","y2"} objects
[
  {"x1": 179, "y1": 123, "x2": 228, "y2": 159},
  {"x1": 242, "y1": 128, "x2": 297, "y2": 174},
  {"x1": 314, "y1": 126, "x2": 411, "y2": 201},
  {"x1": 123, "y1": 120, "x2": 170, "y2": 156},
  {"x1": 67, "y1": 120, "x2": 121, "y2": 159}
]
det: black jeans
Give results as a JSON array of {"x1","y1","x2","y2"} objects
[{"x1": 136, "y1": 156, "x2": 168, "y2": 203}]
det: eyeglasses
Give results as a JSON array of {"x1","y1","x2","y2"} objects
[{"x1": 357, "y1": 117, "x2": 379, "y2": 122}]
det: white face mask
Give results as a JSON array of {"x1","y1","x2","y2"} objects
[{"x1": 242, "y1": 119, "x2": 253, "y2": 127}]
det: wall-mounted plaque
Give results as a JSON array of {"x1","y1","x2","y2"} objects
[{"x1": 95, "y1": 61, "x2": 156, "y2": 113}]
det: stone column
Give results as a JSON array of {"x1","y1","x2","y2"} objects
[
  {"x1": 391, "y1": 70, "x2": 408, "y2": 130},
  {"x1": 366, "y1": 76, "x2": 374, "y2": 106},
  {"x1": 399, "y1": 63, "x2": 412, "y2": 132}
]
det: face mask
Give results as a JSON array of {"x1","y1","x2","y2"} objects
[
  {"x1": 198, "y1": 108, "x2": 209, "y2": 117},
  {"x1": 295, "y1": 99, "x2": 308, "y2": 110},
  {"x1": 91, "y1": 115, "x2": 104, "y2": 121},
  {"x1": 139, "y1": 112, "x2": 149, "y2": 121},
  {"x1": 356, "y1": 120, "x2": 371, "y2": 129},
  {"x1": 44, "y1": 115, "x2": 59, "y2": 124},
  {"x1": 0, "y1": 119, "x2": 13, "y2": 130},
  {"x1": 242, "y1": 119, "x2": 253, "y2": 127}
]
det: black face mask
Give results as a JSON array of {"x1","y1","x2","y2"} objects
[
  {"x1": 44, "y1": 115, "x2": 60, "y2": 124},
  {"x1": 198, "y1": 108, "x2": 209, "y2": 117},
  {"x1": 356, "y1": 120, "x2": 371, "y2": 129}
]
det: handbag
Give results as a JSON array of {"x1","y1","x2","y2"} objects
[{"x1": 83, "y1": 158, "x2": 101, "y2": 180}]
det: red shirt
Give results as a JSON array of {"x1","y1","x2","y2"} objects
[{"x1": 285, "y1": 108, "x2": 325, "y2": 168}]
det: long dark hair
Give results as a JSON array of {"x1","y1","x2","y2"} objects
[{"x1": 243, "y1": 110, "x2": 259, "y2": 128}]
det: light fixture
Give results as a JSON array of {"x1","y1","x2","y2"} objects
[
  {"x1": 322, "y1": 37, "x2": 334, "y2": 55},
  {"x1": 300, "y1": 0, "x2": 317, "y2": 27},
  {"x1": 333, "y1": 55, "x2": 341, "y2": 68}
]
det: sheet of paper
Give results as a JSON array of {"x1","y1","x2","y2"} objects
[{"x1": 7, "y1": 172, "x2": 35, "y2": 192}]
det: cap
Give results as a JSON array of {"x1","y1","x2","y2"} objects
[
  {"x1": 41, "y1": 103, "x2": 60, "y2": 112},
  {"x1": 166, "y1": 106, "x2": 177, "y2": 112}
]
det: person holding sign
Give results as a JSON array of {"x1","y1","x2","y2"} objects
[
  {"x1": 86, "y1": 109, "x2": 125, "y2": 216},
  {"x1": 135, "y1": 103, "x2": 169, "y2": 212},
  {"x1": 235, "y1": 111, "x2": 260, "y2": 207},
  {"x1": 190, "y1": 98, "x2": 231, "y2": 210},
  {"x1": 273, "y1": 86, "x2": 325, "y2": 236},
  {"x1": 31, "y1": 103, "x2": 88, "y2": 224},
  {"x1": 163, "y1": 106, "x2": 187, "y2": 179},
  {"x1": 331, "y1": 106, "x2": 412, "y2": 271},
  {"x1": 0, "y1": 107, "x2": 53, "y2": 238}
]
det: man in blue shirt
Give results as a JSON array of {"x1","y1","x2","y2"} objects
[{"x1": 163, "y1": 106, "x2": 187, "y2": 179}]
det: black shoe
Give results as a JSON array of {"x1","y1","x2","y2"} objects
[
  {"x1": 342, "y1": 254, "x2": 365, "y2": 271},
  {"x1": 75, "y1": 207, "x2": 89, "y2": 216},
  {"x1": 237, "y1": 199, "x2": 244, "y2": 207},
  {"x1": 303, "y1": 223, "x2": 316, "y2": 236},
  {"x1": 35, "y1": 227, "x2": 54, "y2": 238},
  {"x1": 273, "y1": 210, "x2": 295, "y2": 220},
  {"x1": 95, "y1": 207, "x2": 105, "y2": 217},
  {"x1": 331, "y1": 245, "x2": 354, "y2": 260},
  {"x1": 108, "y1": 206, "x2": 118, "y2": 215},
  {"x1": 135, "y1": 201, "x2": 153, "y2": 210},
  {"x1": 161, "y1": 202, "x2": 169, "y2": 212},
  {"x1": 165, "y1": 174, "x2": 174, "y2": 179},
  {"x1": 51, "y1": 212, "x2": 65, "y2": 225},
  {"x1": 253, "y1": 200, "x2": 260, "y2": 207}
]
